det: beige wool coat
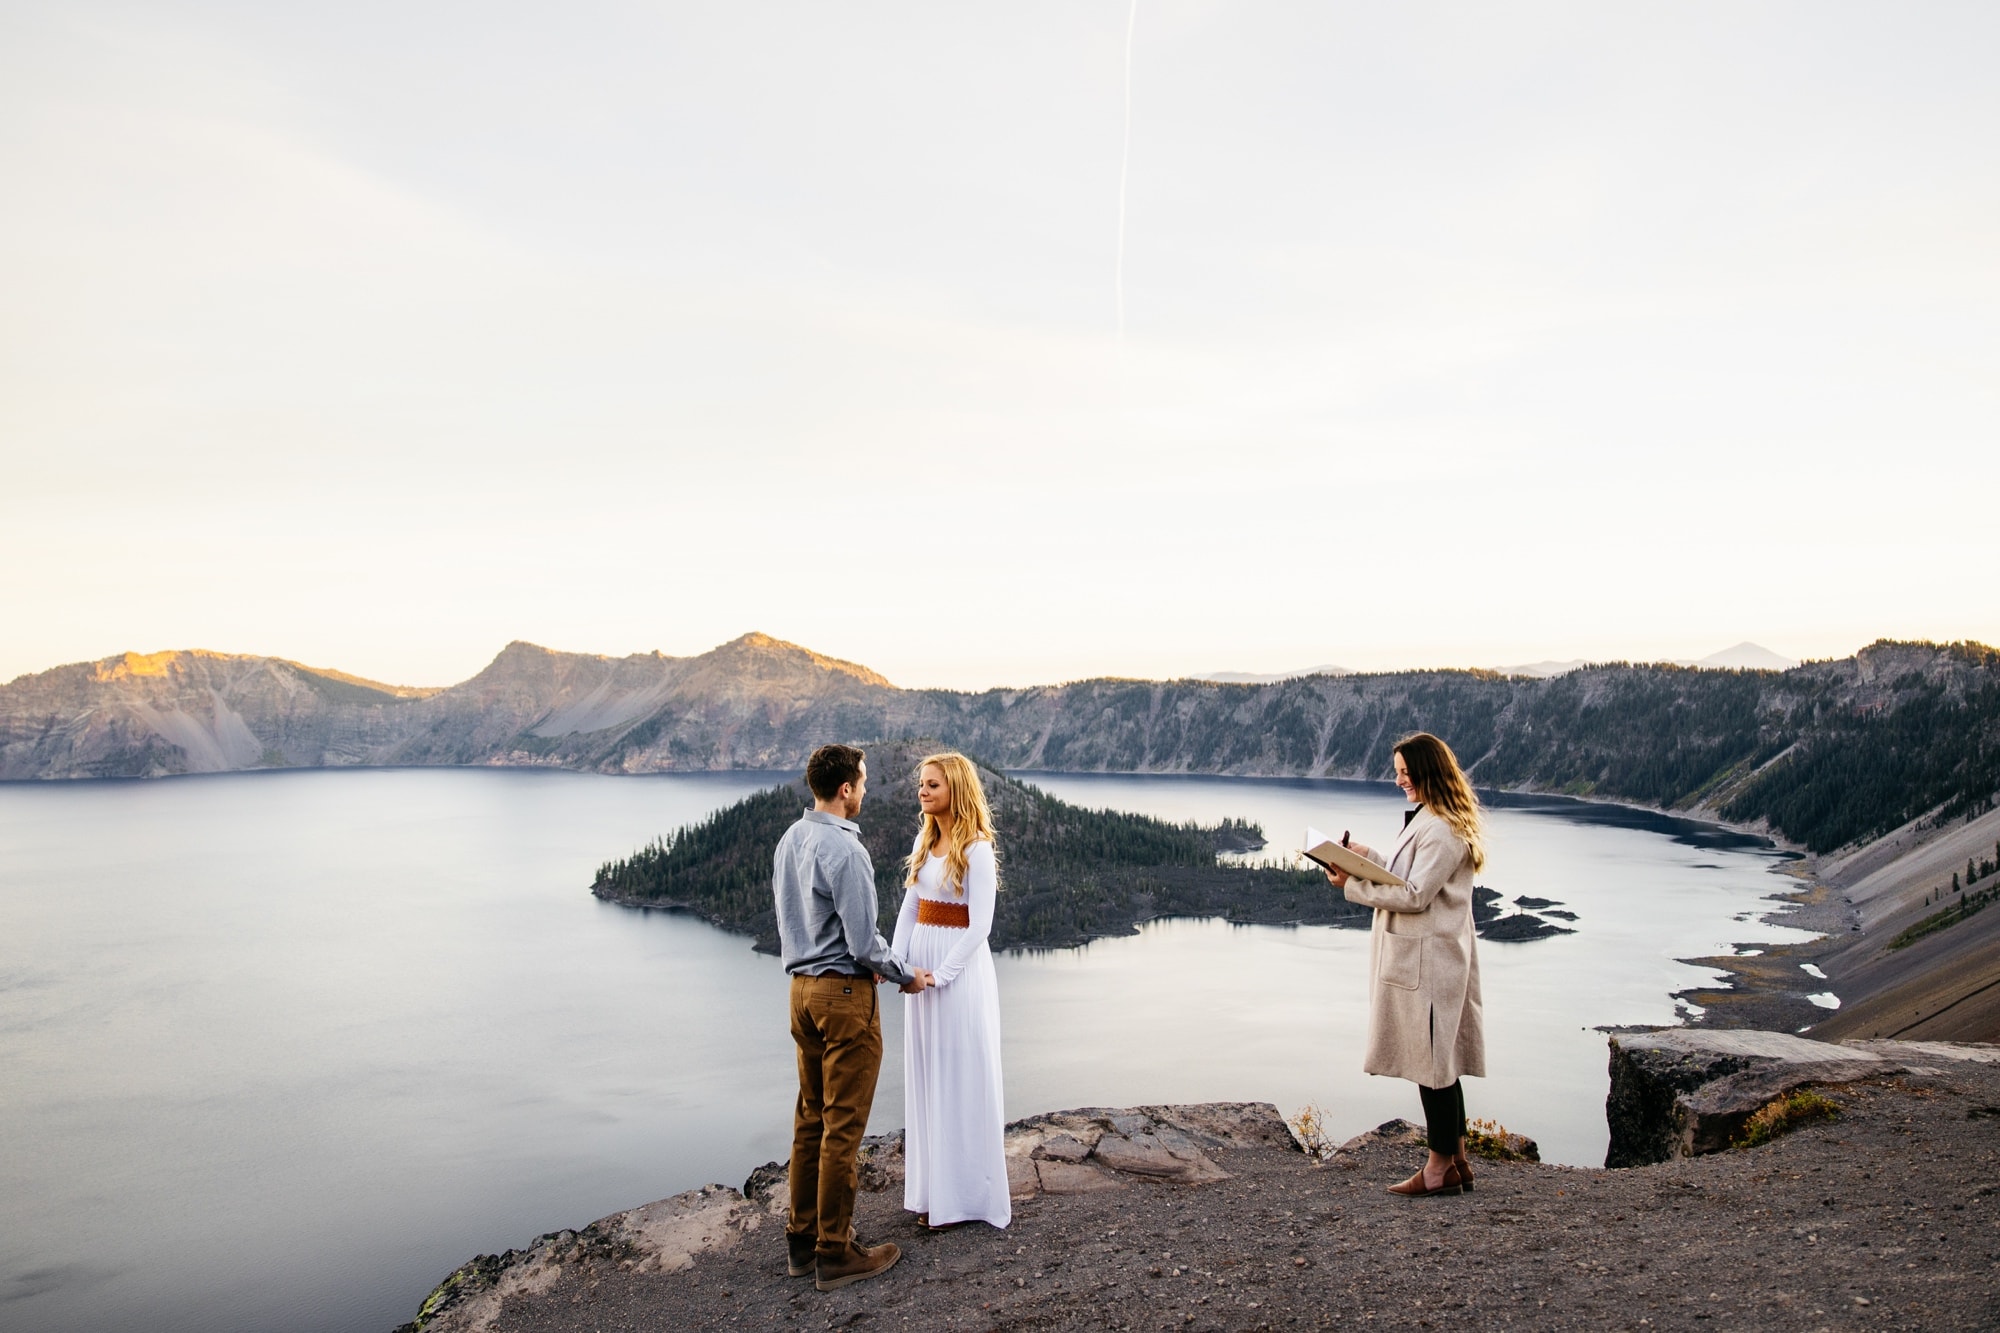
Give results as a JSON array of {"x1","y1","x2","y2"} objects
[{"x1": 1342, "y1": 806, "x2": 1487, "y2": 1087}]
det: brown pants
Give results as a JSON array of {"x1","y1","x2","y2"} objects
[{"x1": 788, "y1": 973, "x2": 883, "y2": 1253}]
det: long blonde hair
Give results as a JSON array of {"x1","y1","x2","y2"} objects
[
  {"x1": 1395, "y1": 732, "x2": 1486, "y2": 872},
  {"x1": 903, "y1": 752, "x2": 998, "y2": 897}
]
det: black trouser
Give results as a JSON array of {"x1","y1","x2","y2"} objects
[{"x1": 1418, "y1": 1080, "x2": 1465, "y2": 1154}]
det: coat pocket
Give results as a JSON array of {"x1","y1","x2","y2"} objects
[{"x1": 1381, "y1": 934, "x2": 1422, "y2": 991}]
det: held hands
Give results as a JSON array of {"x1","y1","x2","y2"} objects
[{"x1": 899, "y1": 967, "x2": 936, "y2": 994}]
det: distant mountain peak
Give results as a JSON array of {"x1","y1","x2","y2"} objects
[
  {"x1": 1496, "y1": 643, "x2": 1801, "y2": 677},
  {"x1": 92, "y1": 649, "x2": 189, "y2": 681},
  {"x1": 1196, "y1": 664, "x2": 1350, "y2": 684},
  {"x1": 472, "y1": 640, "x2": 576, "y2": 679},
  {"x1": 1492, "y1": 658, "x2": 1589, "y2": 679},
  {"x1": 481, "y1": 641, "x2": 556, "y2": 669},
  {"x1": 88, "y1": 648, "x2": 256, "y2": 683},
  {"x1": 1687, "y1": 642, "x2": 1799, "y2": 671},
  {"x1": 493, "y1": 639, "x2": 566, "y2": 661},
  {"x1": 714, "y1": 632, "x2": 895, "y2": 688}
]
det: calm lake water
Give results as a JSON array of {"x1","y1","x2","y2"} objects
[{"x1": 0, "y1": 768, "x2": 1814, "y2": 1333}]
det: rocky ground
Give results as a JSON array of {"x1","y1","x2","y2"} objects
[{"x1": 403, "y1": 1049, "x2": 2000, "y2": 1333}]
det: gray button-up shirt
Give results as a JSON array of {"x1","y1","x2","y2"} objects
[{"x1": 773, "y1": 809, "x2": 913, "y2": 983}]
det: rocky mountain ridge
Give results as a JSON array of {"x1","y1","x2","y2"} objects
[{"x1": 5, "y1": 633, "x2": 1997, "y2": 857}]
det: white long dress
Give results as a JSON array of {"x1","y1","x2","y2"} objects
[{"x1": 891, "y1": 840, "x2": 1010, "y2": 1229}]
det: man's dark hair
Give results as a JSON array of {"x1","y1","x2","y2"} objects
[{"x1": 806, "y1": 744, "x2": 866, "y2": 801}]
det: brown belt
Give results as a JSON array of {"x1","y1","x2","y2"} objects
[{"x1": 916, "y1": 898, "x2": 971, "y2": 929}]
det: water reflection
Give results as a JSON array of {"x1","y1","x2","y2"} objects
[
  {"x1": 1010, "y1": 772, "x2": 1817, "y2": 1168},
  {"x1": 0, "y1": 768, "x2": 1818, "y2": 1333}
]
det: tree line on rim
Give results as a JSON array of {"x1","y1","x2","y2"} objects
[{"x1": 897, "y1": 640, "x2": 2000, "y2": 856}]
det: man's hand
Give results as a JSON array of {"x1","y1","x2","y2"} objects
[{"x1": 900, "y1": 968, "x2": 935, "y2": 994}]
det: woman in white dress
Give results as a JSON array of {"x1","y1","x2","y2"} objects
[{"x1": 891, "y1": 751, "x2": 1011, "y2": 1230}]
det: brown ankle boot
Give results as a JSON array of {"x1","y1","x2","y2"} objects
[
  {"x1": 787, "y1": 1230, "x2": 816, "y2": 1277},
  {"x1": 815, "y1": 1239, "x2": 902, "y2": 1291}
]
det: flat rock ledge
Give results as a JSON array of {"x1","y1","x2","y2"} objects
[
  {"x1": 397, "y1": 1102, "x2": 1289, "y2": 1333},
  {"x1": 1605, "y1": 1028, "x2": 2000, "y2": 1167}
]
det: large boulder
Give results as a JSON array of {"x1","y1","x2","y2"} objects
[
  {"x1": 1606, "y1": 1030, "x2": 1893, "y2": 1166},
  {"x1": 1001, "y1": 1102, "x2": 1292, "y2": 1197}
]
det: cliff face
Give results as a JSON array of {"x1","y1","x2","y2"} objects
[
  {"x1": 0, "y1": 633, "x2": 896, "y2": 779},
  {"x1": 0, "y1": 650, "x2": 435, "y2": 779},
  {"x1": 381, "y1": 641, "x2": 691, "y2": 768},
  {"x1": 5, "y1": 636, "x2": 1997, "y2": 857}
]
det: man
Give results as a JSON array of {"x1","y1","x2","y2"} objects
[{"x1": 774, "y1": 743, "x2": 934, "y2": 1291}]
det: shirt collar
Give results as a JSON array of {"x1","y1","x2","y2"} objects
[{"x1": 803, "y1": 808, "x2": 861, "y2": 835}]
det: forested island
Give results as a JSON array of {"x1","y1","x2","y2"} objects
[
  {"x1": 590, "y1": 741, "x2": 1348, "y2": 950},
  {"x1": 589, "y1": 740, "x2": 1570, "y2": 952}
]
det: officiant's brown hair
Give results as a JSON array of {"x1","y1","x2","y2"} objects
[{"x1": 1394, "y1": 732, "x2": 1486, "y2": 871}]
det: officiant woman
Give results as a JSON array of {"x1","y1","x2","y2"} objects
[{"x1": 1322, "y1": 732, "x2": 1487, "y2": 1198}]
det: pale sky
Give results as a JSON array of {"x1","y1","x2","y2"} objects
[{"x1": 3, "y1": 2, "x2": 1996, "y2": 690}]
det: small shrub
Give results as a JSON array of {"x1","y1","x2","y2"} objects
[
  {"x1": 1464, "y1": 1117, "x2": 1538, "y2": 1162},
  {"x1": 1735, "y1": 1089, "x2": 1841, "y2": 1148},
  {"x1": 1288, "y1": 1103, "x2": 1334, "y2": 1158}
]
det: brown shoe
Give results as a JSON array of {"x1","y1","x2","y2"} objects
[
  {"x1": 786, "y1": 1230, "x2": 816, "y2": 1277},
  {"x1": 1387, "y1": 1162, "x2": 1462, "y2": 1198},
  {"x1": 815, "y1": 1239, "x2": 902, "y2": 1291},
  {"x1": 1454, "y1": 1155, "x2": 1476, "y2": 1191}
]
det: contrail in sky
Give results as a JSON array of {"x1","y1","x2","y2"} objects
[{"x1": 1116, "y1": 0, "x2": 1136, "y2": 340}]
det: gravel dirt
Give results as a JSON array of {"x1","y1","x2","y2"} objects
[{"x1": 466, "y1": 1061, "x2": 2000, "y2": 1333}]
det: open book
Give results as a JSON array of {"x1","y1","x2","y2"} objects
[{"x1": 1301, "y1": 826, "x2": 1408, "y2": 888}]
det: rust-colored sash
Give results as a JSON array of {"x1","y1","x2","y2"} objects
[{"x1": 916, "y1": 898, "x2": 970, "y2": 928}]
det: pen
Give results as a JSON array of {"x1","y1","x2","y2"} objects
[{"x1": 1341, "y1": 830, "x2": 1350, "y2": 848}]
